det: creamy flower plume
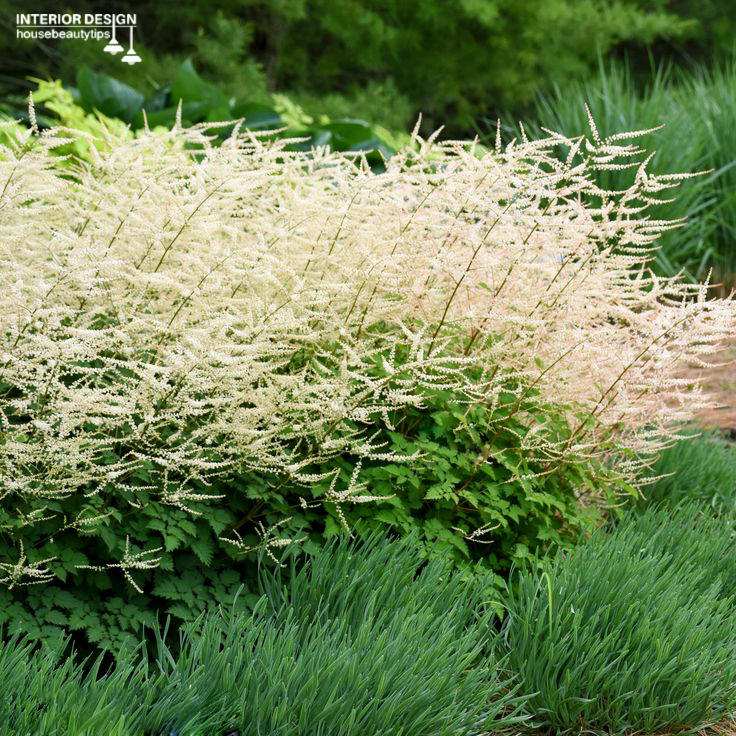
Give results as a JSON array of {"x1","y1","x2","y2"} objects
[{"x1": 0, "y1": 118, "x2": 734, "y2": 587}]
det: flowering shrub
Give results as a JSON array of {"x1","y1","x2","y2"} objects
[{"x1": 0, "y1": 115, "x2": 734, "y2": 651}]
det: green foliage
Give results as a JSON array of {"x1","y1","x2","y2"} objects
[
  {"x1": 186, "y1": 10, "x2": 272, "y2": 105},
  {"x1": 0, "y1": 520, "x2": 259, "y2": 657},
  {"x1": 520, "y1": 56, "x2": 736, "y2": 282},
  {"x1": 13, "y1": 78, "x2": 136, "y2": 160},
  {"x1": 0, "y1": 363, "x2": 619, "y2": 655},
  {"x1": 647, "y1": 0, "x2": 736, "y2": 59},
  {"x1": 275, "y1": 378, "x2": 623, "y2": 589},
  {"x1": 0, "y1": 535, "x2": 526, "y2": 735},
  {"x1": 3, "y1": 0, "x2": 731, "y2": 136},
  {"x1": 288, "y1": 79, "x2": 415, "y2": 136},
  {"x1": 176, "y1": 0, "x2": 694, "y2": 134},
  {"x1": 5, "y1": 62, "x2": 403, "y2": 167},
  {"x1": 77, "y1": 67, "x2": 144, "y2": 124},
  {"x1": 636, "y1": 429, "x2": 736, "y2": 513},
  {"x1": 503, "y1": 502, "x2": 736, "y2": 733}
]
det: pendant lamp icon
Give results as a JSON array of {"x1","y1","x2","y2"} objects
[
  {"x1": 103, "y1": 15, "x2": 123, "y2": 55},
  {"x1": 121, "y1": 26, "x2": 141, "y2": 65}
]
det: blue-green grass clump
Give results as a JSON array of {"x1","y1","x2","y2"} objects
[
  {"x1": 0, "y1": 534, "x2": 526, "y2": 736},
  {"x1": 503, "y1": 502, "x2": 736, "y2": 733},
  {"x1": 638, "y1": 429, "x2": 736, "y2": 513}
]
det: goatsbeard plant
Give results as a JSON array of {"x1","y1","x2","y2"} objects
[{"x1": 0, "y1": 110, "x2": 734, "y2": 593}]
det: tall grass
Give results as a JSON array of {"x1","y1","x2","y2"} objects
[
  {"x1": 637, "y1": 429, "x2": 736, "y2": 512},
  {"x1": 516, "y1": 57, "x2": 736, "y2": 285},
  {"x1": 503, "y1": 502, "x2": 736, "y2": 733},
  {"x1": 0, "y1": 535, "x2": 525, "y2": 735}
]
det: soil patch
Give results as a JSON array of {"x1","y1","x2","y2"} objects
[{"x1": 682, "y1": 340, "x2": 736, "y2": 434}]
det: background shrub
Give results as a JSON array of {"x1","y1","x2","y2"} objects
[
  {"x1": 503, "y1": 502, "x2": 736, "y2": 733},
  {"x1": 0, "y1": 67, "x2": 401, "y2": 171},
  {"x1": 2, "y1": 0, "x2": 732, "y2": 135},
  {"x1": 279, "y1": 379, "x2": 613, "y2": 587}
]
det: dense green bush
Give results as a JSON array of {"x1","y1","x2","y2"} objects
[
  {"x1": 503, "y1": 502, "x2": 736, "y2": 733},
  {"x1": 282, "y1": 378, "x2": 616, "y2": 586},
  {"x1": 2, "y1": 0, "x2": 732, "y2": 135},
  {"x1": 636, "y1": 429, "x2": 736, "y2": 512},
  {"x1": 0, "y1": 535, "x2": 526, "y2": 735},
  {"x1": 0, "y1": 362, "x2": 615, "y2": 655},
  {"x1": 519, "y1": 57, "x2": 736, "y2": 282},
  {"x1": 235, "y1": 0, "x2": 693, "y2": 133}
]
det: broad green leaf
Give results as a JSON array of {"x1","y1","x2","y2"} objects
[
  {"x1": 171, "y1": 59, "x2": 228, "y2": 112},
  {"x1": 230, "y1": 102, "x2": 283, "y2": 131},
  {"x1": 77, "y1": 67, "x2": 144, "y2": 124}
]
